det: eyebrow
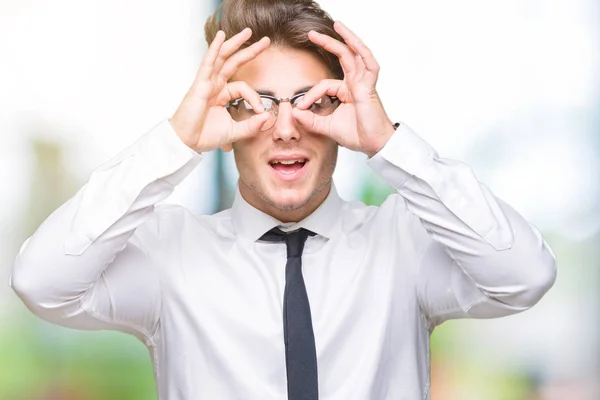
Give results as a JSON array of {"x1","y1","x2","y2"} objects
[{"x1": 256, "y1": 86, "x2": 314, "y2": 97}]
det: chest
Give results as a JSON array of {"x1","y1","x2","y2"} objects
[{"x1": 159, "y1": 233, "x2": 419, "y2": 343}]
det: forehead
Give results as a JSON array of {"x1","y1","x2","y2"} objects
[{"x1": 230, "y1": 46, "x2": 334, "y2": 96}]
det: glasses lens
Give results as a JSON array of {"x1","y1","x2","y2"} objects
[
  {"x1": 228, "y1": 99, "x2": 253, "y2": 121},
  {"x1": 260, "y1": 97, "x2": 276, "y2": 112},
  {"x1": 228, "y1": 98, "x2": 276, "y2": 130},
  {"x1": 297, "y1": 95, "x2": 339, "y2": 116},
  {"x1": 257, "y1": 97, "x2": 276, "y2": 131}
]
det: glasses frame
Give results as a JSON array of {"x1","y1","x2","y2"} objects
[{"x1": 226, "y1": 92, "x2": 339, "y2": 117}]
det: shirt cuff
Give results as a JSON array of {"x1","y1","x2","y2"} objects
[
  {"x1": 135, "y1": 119, "x2": 202, "y2": 185},
  {"x1": 366, "y1": 123, "x2": 437, "y2": 189}
]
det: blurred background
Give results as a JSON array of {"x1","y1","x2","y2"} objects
[{"x1": 0, "y1": 0, "x2": 598, "y2": 398}]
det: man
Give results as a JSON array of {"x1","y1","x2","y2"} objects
[{"x1": 10, "y1": 0, "x2": 557, "y2": 399}]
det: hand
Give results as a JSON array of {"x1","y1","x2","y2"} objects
[
  {"x1": 292, "y1": 21, "x2": 396, "y2": 158},
  {"x1": 170, "y1": 28, "x2": 272, "y2": 153}
]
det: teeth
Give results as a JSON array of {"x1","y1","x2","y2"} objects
[{"x1": 270, "y1": 158, "x2": 306, "y2": 165}]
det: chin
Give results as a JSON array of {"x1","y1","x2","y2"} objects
[
  {"x1": 240, "y1": 175, "x2": 331, "y2": 217},
  {"x1": 268, "y1": 188, "x2": 312, "y2": 211}
]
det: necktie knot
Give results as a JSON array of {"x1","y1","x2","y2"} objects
[{"x1": 260, "y1": 228, "x2": 315, "y2": 258}]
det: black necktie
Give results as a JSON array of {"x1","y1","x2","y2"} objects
[{"x1": 260, "y1": 227, "x2": 318, "y2": 400}]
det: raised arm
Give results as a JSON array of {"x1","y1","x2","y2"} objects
[
  {"x1": 10, "y1": 121, "x2": 201, "y2": 339},
  {"x1": 368, "y1": 123, "x2": 557, "y2": 328},
  {"x1": 10, "y1": 28, "x2": 273, "y2": 339}
]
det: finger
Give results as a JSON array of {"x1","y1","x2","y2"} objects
[
  {"x1": 354, "y1": 54, "x2": 367, "y2": 78},
  {"x1": 334, "y1": 21, "x2": 380, "y2": 72},
  {"x1": 220, "y1": 143, "x2": 233, "y2": 152},
  {"x1": 296, "y1": 79, "x2": 343, "y2": 110},
  {"x1": 224, "y1": 81, "x2": 264, "y2": 112},
  {"x1": 213, "y1": 28, "x2": 253, "y2": 73},
  {"x1": 231, "y1": 112, "x2": 271, "y2": 142},
  {"x1": 307, "y1": 30, "x2": 356, "y2": 75},
  {"x1": 219, "y1": 36, "x2": 271, "y2": 79},
  {"x1": 197, "y1": 31, "x2": 226, "y2": 82},
  {"x1": 292, "y1": 108, "x2": 331, "y2": 136}
]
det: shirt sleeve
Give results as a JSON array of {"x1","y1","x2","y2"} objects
[
  {"x1": 9, "y1": 119, "x2": 202, "y2": 341},
  {"x1": 367, "y1": 123, "x2": 557, "y2": 328}
]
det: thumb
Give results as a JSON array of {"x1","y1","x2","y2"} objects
[
  {"x1": 231, "y1": 111, "x2": 271, "y2": 142},
  {"x1": 292, "y1": 109, "x2": 330, "y2": 136},
  {"x1": 247, "y1": 111, "x2": 272, "y2": 134}
]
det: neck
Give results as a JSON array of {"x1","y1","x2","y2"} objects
[{"x1": 239, "y1": 181, "x2": 332, "y2": 223}]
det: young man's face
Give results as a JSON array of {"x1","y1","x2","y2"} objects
[{"x1": 230, "y1": 47, "x2": 339, "y2": 222}]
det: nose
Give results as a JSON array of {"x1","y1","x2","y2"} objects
[{"x1": 271, "y1": 101, "x2": 301, "y2": 142}]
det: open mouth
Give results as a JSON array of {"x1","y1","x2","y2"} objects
[{"x1": 269, "y1": 158, "x2": 308, "y2": 175}]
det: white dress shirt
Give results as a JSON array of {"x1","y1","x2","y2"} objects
[{"x1": 10, "y1": 120, "x2": 557, "y2": 400}]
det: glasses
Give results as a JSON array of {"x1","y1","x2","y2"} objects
[{"x1": 226, "y1": 92, "x2": 340, "y2": 131}]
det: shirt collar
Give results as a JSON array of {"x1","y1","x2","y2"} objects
[{"x1": 231, "y1": 182, "x2": 343, "y2": 242}]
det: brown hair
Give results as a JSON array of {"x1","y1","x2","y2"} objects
[{"x1": 204, "y1": 0, "x2": 344, "y2": 79}]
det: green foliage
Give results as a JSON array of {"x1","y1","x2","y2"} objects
[
  {"x1": 0, "y1": 316, "x2": 156, "y2": 400},
  {"x1": 358, "y1": 169, "x2": 395, "y2": 206}
]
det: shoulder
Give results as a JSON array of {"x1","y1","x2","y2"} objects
[
  {"x1": 339, "y1": 193, "x2": 413, "y2": 231},
  {"x1": 339, "y1": 193, "x2": 429, "y2": 261},
  {"x1": 137, "y1": 204, "x2": 234, "y2": 240},
  {"x1": 341, "y1": 192, "x2": 410, "y2": 218}
]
